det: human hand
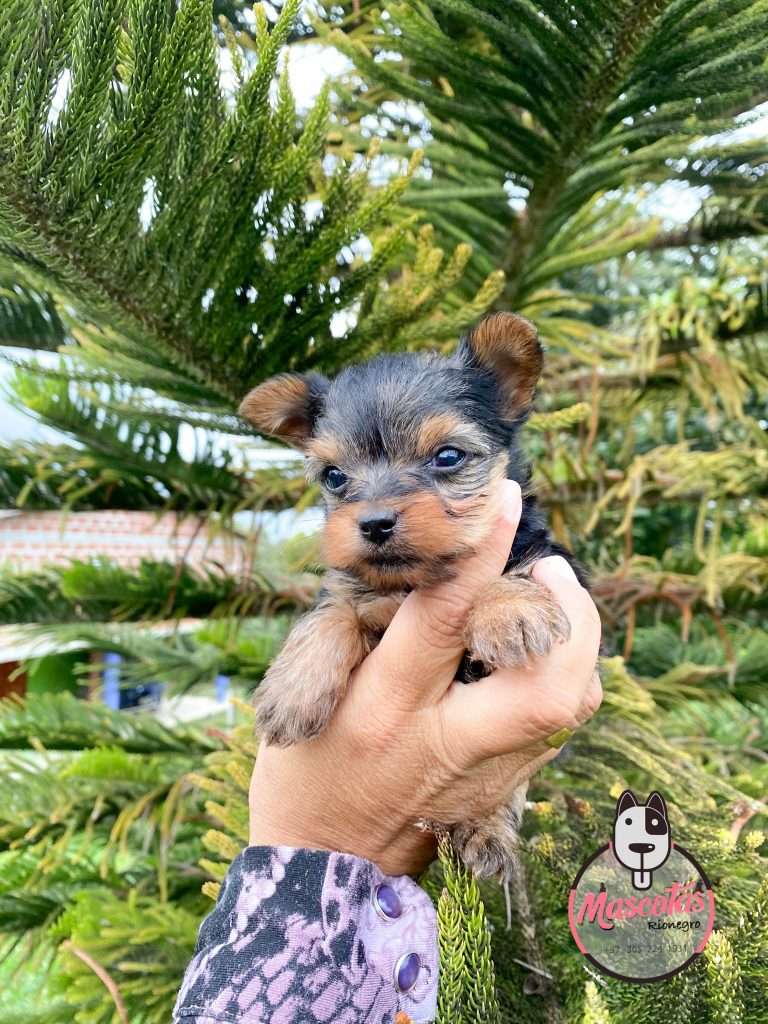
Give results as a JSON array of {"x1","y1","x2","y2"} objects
[{"x1": 248, "y1": 479, "x2": 602, "y2": 875}]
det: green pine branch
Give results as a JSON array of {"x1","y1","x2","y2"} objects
[
  {"x1": 0, "y1": 692, "x2": 217, "y2": 753},
  {"x1": 321, "y1": 0, "x2": 768, "y2": 337}
]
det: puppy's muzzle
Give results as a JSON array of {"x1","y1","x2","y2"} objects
[{"x1": 358, "y1": 510, "x2": 398, "y2": 546}]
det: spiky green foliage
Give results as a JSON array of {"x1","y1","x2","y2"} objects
[
  {"x1": 0, "y1": 559, "x2": 243, "y2": 624},
  {"x1": 0, "y1": 694, "x2": 221, "y2": 1023},
  {"x1": 0, "y1": 692, "x2": 217, "y2": 752},
  {"x1": 5, "y1": 369, "x2": 288, "y2": 518},
  {"x1": 0, "y1": 261, "x2": 66, "y2": 351},
  {"x1": 0, "y1": 697, "x2": 261, "y2": 1023},
  {"x1": 0, "y1": 434, "x2": 310, "y2": 512},
  {"x1": 186, "y1": 698, "x2": 256, "y2": 891},
  {"x1": 0, "y1": 0, "x2": 498, "y2": 400},
  {"x1": 0, "y1": 549, "x2": 317, "y2": 624},
  {"x1": 0, "y1": 669, "x2": 765, "y2": 1022},
  {"x1": 321, "y1": 0, "x2": 768, "y2": 311},
  {"x1": 12, "y1": 614, "x2": 294, "y2": 696},
  {"x1": 435, "y1": 836, "x2": 501, "y2": 1024}
]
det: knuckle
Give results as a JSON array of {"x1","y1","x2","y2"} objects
[
  {"x1": 581, "y1": 592, "x2": 603, "y2": 635},
  {"x1": 531, "y1": 691, "x2": 583, "y2": 737},
  {"x1": 566, "y1": 597, "x2": 601, "y2": 658},
  {"x1": 418, "y1": 593, "x2": 471, "y2": 648},
  {"x1": 580, "y1": 674, "x2": 604, "y2": 721},
  {"x1": 582, "y1": 694, "x2": 602, "y2": 723}
]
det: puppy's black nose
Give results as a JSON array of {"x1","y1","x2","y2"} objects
[
  {"x1": 628, "y1": 842, "x2": 654, "y2": 854},
  {"x1": 359, "y1": 512, "x2": 397, "y2": 546}
]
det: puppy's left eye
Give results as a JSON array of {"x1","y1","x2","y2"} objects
[
  {"x1": 323, "y1": 467, "x2": 348, "y2": 492},
  {"x1": 430, "y1": 447, "x2": 466, "y2": 471}
]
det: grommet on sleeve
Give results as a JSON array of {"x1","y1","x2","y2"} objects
[
  {"x1": 373, "y1": 882, "x2": 403, "y2": 920},
  {"x1": 394, "y1": 952, "x2": 422, "y2": 994}
]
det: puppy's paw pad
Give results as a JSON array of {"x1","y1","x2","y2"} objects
[{"x1": 466, "y1": 578, "x2": 570, "y2": 670}]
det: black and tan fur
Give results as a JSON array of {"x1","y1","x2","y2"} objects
[{"x1": 239, "y1": 312, "x2": 586, "y2": 877}]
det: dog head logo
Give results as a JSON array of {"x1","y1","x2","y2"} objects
[
  {"x1": 612, "y1": 790, "x2": 671, "y2": 890},
  {"x1": 570, "y1": 788, "x2": 714, "y2": 981}
]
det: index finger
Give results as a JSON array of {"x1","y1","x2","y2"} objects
[{"x1": 365, "y1": 479, "x2": 522, "y2": 706}]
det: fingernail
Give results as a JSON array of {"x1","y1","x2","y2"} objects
[
  {"x1": 501, "y1": 479, "x2": 521, "y2": 517},
  {"x1": 536, "y1": 555, "x2": 577, "y2": 582}
]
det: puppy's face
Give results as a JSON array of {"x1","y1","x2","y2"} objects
[
  {"x1": 307, "y1": 395, "x2": 507, "y2": 591},
  {"x1": 239, "y1": 313, "x2": 542, "y2": 592}
]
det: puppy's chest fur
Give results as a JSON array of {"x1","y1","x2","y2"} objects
[{"x1": 322, "y1": 571, "x2": 405, "y2": 652}]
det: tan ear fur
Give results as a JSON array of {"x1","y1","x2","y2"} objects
[
  {"x1": 465, "y1": 312, "x2": 543, "y2": 417},
  {"x1": 238, "y1": 373, "x2": 324, "y2": 448}
]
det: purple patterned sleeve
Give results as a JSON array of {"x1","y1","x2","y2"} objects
[{"x1": 173, "y1": 846, "x2": 438, "y2": 1024}]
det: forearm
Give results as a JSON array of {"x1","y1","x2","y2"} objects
[{"x1": 174, "y1": 846, "x2": 438, "y2": 1024}]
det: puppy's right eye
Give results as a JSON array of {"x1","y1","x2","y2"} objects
[
  {"x1": 429, "y1": 447, "x2": 466, "y2": 471},
  {"x1": 323, "y1": 467, "x2": 348, "y2": 492}
]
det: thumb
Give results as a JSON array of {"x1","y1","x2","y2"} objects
[{"x1": 367, "y1": 479, "x2": 522, "y2": 707}]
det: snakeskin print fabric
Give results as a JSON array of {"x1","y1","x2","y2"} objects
[{"x1": 174, "y1": 846, "x2": 438, "y2": 1023}]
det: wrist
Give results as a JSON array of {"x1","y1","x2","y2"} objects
[{"x1": 249, "y1": 800, "x2": 435, "y2": 876}]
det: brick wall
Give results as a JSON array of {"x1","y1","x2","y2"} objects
[{"x1": 0, "y1": 510, "x2": 250, "y2": 573}]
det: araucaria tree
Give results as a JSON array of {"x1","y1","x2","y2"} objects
[{"x1": 0, "y1": 2, "x2": 766, "y2": 1022}]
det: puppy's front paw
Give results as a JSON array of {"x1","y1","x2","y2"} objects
[
  {"x1": 253, "y1": 602, "x2": 367, "y2": 747},
  {"x1": 465, "y1": 574, "x2": 570, "y2": 671},
  {"x1": 255, "y1": 663, "x2": 340, "y2": 747}
]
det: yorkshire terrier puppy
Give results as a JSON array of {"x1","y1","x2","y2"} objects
[{"x1": 239, "y1": 312, "x2": 585, "y2": 877}]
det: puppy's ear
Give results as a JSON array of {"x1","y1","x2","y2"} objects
[
  {"x1": 461, "y1": 311, "x2": 543, "y2": 418},
  {"x1": 616, "y1": 790, "x2": 638, "y2": 817},
  {"x1": 646, "y1": 792, "x2": 667, "y2": 818},
  {"x1": 238, "y1": 372, "x2": 328, "y2": 449}
]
